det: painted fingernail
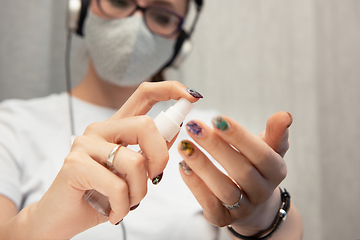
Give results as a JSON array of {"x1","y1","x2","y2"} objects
[
  {"x1": 115, "y1": 219, "x2": 123, "y2": 225},
  {"x1": 179, "y1": 160, "x2": 192, "y2": 175},
  {"x1": 179, "y1": 140, "x2": 195, "y2": 157},
  {"x1": 287, "y1": 112, "x2": 293, "y2": 128},
  {"x1": 152, "y1": 172, "x2": 163, "y2": 185},
  {"x1": 187, "y1": 88, "x2": 203, "y2": 98},
  {"x1": 180, "y1": 122, "x2": 183, "y2": 127},
  {"x1": 186, "y1": 121, "x2": 204, "y2": 137},
  {"x1": 212, "y1": 116, "x2": 230, "y2": 131},
  {"x1": 130, "y1": 203, "x2": 140, "y2": 211}
]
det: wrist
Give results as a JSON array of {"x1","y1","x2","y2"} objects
[
  {"x1": 228, "y1": 188, "x2": 291, "y2": 240},
  {"x1": 0, "y1": 203, "x2": 37, "y2": 240},
  {"x1": 231, "y1": 187, "x2": 282, "y2": 236}
]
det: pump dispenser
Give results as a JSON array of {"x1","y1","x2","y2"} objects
[{"x1": 84, "y1": 98, "x2": 194, "y2": 217}]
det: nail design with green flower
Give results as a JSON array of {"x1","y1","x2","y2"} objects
[
  {"x1": 179, "y1": 140, "x2": 195, "y2": 157},
  {"x1": 212, "y1": 116, "x2": 230, "y2": 131}
]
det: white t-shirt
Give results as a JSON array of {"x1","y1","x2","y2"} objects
[{"x1": 0, "y1": 92, "x2": 221, "y2": 240}]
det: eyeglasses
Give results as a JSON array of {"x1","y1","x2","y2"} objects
[{"x1": 96, "y1": 0, "x2": 185, "y2": 37}]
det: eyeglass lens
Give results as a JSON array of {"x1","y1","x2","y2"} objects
[{"x1": 98, "y1": 0, "x2": 183, "y2": 36}]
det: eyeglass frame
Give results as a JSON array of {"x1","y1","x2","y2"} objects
[{"x1": 95, "y1": 0, "x2": 185, "y2": 37}]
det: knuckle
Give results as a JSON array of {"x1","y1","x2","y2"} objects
[
  {"x1": 138, "y1": 115, "x2": 155, "y2": 129},
  {"x1": 238, "y1": 163, "x2": 257, "y2": 182},
  {"x1": 138, "y1": 81, "x2": 150, "y2": 90},
  {"x1": 113, "y1": 180, "x2": 128, "y2": 194},
  {"x1": 62, "y1": 152, "x2": 88, "y2": 178},
  {"x1": 204, "y1": 137, "x2": 221, "y2": 154},
  {"x1": 169, "y1": 80, "x2": 181, "y2": 89},
  {"x1": 220, "y1": 186, "x2": 240, "y2": 203},
  {"x1": 84, "y1": 122, "x2": 103, "y2": 135},
  {"x1": 257, "y1": 145, "x2": 273, "y2": 161},
  {"x1": 277, "y1": 161, "x2": 288, "y2": 182},
  {"x1": 159, "y1": 151, "x2": 170, "y2": 163},
  {"x1": 129, "y1": 153, "x2": 146, "y2": 170},
  {"x1": 71, "y1": 135, "x2": 88, "y2": 148}
]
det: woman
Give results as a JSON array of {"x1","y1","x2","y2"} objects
[{"x1": 0, "y1": 0, "x2": 303, "y2": 239}]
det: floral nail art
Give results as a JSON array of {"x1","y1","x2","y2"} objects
[
  {"x1": 186, "y1": 121, "x2": 204, "y2": 137},
  {"x1": 152, "y1": 172, "x2": 163, "y2": 185},
  {"x1": 179, "y1": 160, "x2": 192, "y2": 175},
  {"x1": 212, "y1": 116, "x2": 230, "y2": 131},
  {"x1": 187, "y1": 88, "x2": 203, "y2": 98},
  {"x1": 179, "y1": 140, "x2": 195, "y2": 157}
]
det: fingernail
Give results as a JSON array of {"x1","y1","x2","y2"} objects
[
  {"x1": 179, "y1": 140, "x2": 195, "y2": 157},
  {"x1": 186, "y1": 121, "x2": 204, "y2": 137},
  {"x1": 179, "y1": 160, "x2": 192, "y2": 175},
  {"x1": 212, "y1": 116, "x2": 230, "y2": 131},
  {"x1": 115, "y1": 219, "x2": 123, "y2": 225},
  {"x1": 180, "y1": 122, "x2": 183, "y2": 127},
  {"x1": 152, "y1": 172, "x2": 163, "y2": 185},
  {"x1": 130, "y1": 203, "x2": 140, "y2": 211},
  {"x1": 287, "y1": 112, "x2": 293, "y2": 128},
  {"x1": 187, "y1": 88, "x2": 203, "y2": 98}
]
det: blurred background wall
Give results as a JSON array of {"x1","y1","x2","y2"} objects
[{"x1": 0, "y1": 1, "x2": 359, "y2": 239}]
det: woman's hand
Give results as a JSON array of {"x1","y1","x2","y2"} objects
[
  {"x1": 13, "y1": 81, "x2": 201, "y2": 240},
  {"x1": 178, "y1": 111, "x2": 294, "y2": 237}
]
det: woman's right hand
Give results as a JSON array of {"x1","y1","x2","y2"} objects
[
  {"x1": 30, "y1": 115, "x2": 167, "y2": 239},
  {"x1": 12, "y1": 81, "x2": 201, "y2": 240}
]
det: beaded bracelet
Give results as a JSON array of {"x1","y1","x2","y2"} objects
[{"x1": 227, "y1": 188, "x2": 291, "y2": 240}]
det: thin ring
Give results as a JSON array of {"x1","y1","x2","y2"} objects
[
  {"x1": 107, "y1": 144, "x2": 122, "y2": 169},
  {"x1": 221, "y1": 190, "x2": 243, "y2": 211}
]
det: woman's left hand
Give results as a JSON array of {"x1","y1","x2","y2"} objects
[{"x1": 177, "y1": 111, "x2": 293, "y2": 236}]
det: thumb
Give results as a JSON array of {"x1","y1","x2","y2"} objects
[{"x1": 263, "y1": 111, "x2": 293, "y2": 158}]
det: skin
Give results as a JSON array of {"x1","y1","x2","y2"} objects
[{"x1": 0, "y1": 0, "x2": 303, "y2": 239}]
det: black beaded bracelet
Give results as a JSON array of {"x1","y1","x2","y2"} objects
[{"x1": 227, "y1": 188, "x2": 291, "y2": 240}]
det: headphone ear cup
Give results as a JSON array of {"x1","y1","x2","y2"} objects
[
  {"x1": 164, "y1": 30, "x2": 193, "y2": 68},
  {"x1": 67, "y1": 0, "x2": 90, "y2": 36}
]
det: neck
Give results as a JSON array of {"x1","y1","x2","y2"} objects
[{"x1": 71, "y1": 61, "x2": 141, "y2": 109}]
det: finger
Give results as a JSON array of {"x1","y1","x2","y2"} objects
[
  {"x1": 71, "y1": 136, "x2": 147, "y2": 207},
  {"x1": 64, "y1": 152, "x2": 130, "y2": 225},
  {"x1": 83, "y1": 116, "x2": 168, "y2": 181},
  {"x1": 178, "y1": 159, "x2": 229, "y2": 226},
  {"x1": 185, "y1": 121, "x2": 270, "y2": 202},
  {"x1": 178, "y1": 140, "x2": 241, "y2": 205},
  {"x1": 178, "y1": 160, "x2": 252, "y2": 227},
  {"x1": 108, "y1": 81, "x2": 202, "y2": 120},
  {"x1": 211, "y1": 116, "x2": 287, "y2": 183},
  {"x1": 263, "y1": 111, "x2": 293, "y2": 158}
]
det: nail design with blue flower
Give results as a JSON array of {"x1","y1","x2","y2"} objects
[{"x1": 186, "y1": 121, "x2": 204, "y2": 137}]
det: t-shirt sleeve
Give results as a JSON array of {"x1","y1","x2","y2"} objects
[{"x1": 0, "y1": 102, "x2": 23, "y2": 210}]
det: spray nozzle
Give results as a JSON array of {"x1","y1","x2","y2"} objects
[{"x1": 154, "y1": 98, "x2": 194, "y2": 142}]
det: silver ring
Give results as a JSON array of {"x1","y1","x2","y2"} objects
[
  {"x1": 107, "y1": 145, "x2": 122, "y2": 169},
  {"x1": 221, "y1": 190, "x2": 243, "y2": 211}
]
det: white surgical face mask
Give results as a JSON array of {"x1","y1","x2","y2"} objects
[{"x1": 84, "y1": 12, "x2": 175, "y2": 87}]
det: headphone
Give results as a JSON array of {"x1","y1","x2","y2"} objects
[{"x1": 66, "y1": 0, "x2": 203, "y2": 68}]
